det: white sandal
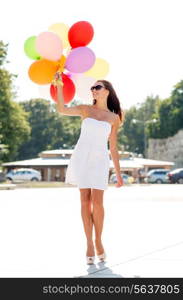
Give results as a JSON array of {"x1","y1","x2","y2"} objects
[
  {"x1": 98, "y1": 252, "x2": 106, "y2": 262},
  {"x1": 86, "y1": 256, "x2": 95, "y2": 265}
]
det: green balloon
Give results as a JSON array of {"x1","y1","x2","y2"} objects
[{"x1": 24, "y1": 36, "x2": 41, "y2": 60}]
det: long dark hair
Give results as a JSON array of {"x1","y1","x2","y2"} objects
[{"x1": 92, "y1": 80, "x2": 125, "y2": 125}]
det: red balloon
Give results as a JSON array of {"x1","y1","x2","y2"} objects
[
  {"x1": 68, "y1": 21, "x2": 94, "y2": 48},
  {"x1": 50, "y1": 73, "x2": 75, "y2": 103}
]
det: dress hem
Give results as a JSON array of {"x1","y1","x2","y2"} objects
[{"x1": 65, "y1": 180, "x2": 108, "y2": 190}]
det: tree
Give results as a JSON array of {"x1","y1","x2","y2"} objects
[
  {"x1": 0, "y1": 41, "x2": 30, "y2": 162},
  {"x1": 148, "y1": 80, "x2": 183, "y2": 138},
  {"x1": 121, "y1": 95, "x2": 160, "y2": 155},
  {"x1": 16, "y1": 99, "x2": 82, "y2": 160}
]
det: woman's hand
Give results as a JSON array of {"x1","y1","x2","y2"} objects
[
  {"x1": 115, "y1": 173, "x2": 124, "y2": 188},
  {"x1": 54, "y1": 71, "x2": 62, "y2": 81},
  {"x1": 53, "y1": 71, "x2": 63, "y2": 86}
]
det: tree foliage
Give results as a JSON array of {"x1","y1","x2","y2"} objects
[
  {"x1": 0, "y1": 41, "x2": 30, "y2": 162},
  {"x1": 148, "y1": 80, "x2": 183, "y2": 138},
  {"x1": 16, "y1": 99, "x2": 82, "y2": 160}
]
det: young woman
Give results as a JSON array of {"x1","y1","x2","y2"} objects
[{"x1": 55, "y1": 72, "x2": 124, "y2": 265}]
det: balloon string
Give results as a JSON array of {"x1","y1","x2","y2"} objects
[
  {"x1": 65, "y1": 46, "x2": 72, "y2": 56},
  {"x1": 54, "y1": 47, "x2": 71, "y2": 80}
]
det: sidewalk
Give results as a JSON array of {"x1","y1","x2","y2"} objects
[
  {"x1": 0, "y1": 185, "x2": 182, "y2": 277},
  {"x1": 0, "y1": 183, "x2": 16, "y2": 190}
]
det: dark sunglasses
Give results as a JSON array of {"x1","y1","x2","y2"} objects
[{"x1": 90, "y1": 84, "x2": 105, "y2": 91}]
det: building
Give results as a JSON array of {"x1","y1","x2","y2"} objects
[{"x1": 2, "y1": 149, "x2": 175, "y2": 182}]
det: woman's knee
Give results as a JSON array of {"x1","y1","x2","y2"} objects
[
  {"x1": 80, "y1": 188, "x2": 91, "y2": 204},
  {"x1": 92, "y1": 189, "x2": 104, "y2": 206}
]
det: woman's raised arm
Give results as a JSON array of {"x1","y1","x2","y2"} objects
[{"x1": 55, "y1": 72, "x2": 87, "y2": 117}]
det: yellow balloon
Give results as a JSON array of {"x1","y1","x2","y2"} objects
[
  {"x1": 48, "y1": 23, "x2": 69, "y2": 49},
  {"x1": 84, "y1": 58, "x2": 109, "y2": 79}
]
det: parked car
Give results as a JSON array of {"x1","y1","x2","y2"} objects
[
  {"x1": 109, "y1": 173, "x2": 134, "y2": 184},
  {"x1": 167, "y1": 168, "x2": 183, "y2": 184},
  {"x1": 6, "y1": 168, "x2": 42, "y2": 182},
  {"x1": 145, "y1": 169, "x2": 169, "y2": 184}
]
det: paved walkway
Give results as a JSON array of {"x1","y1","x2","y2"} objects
[{"x1": 0, "y1": 185, "x2": 182, "y2": 277}]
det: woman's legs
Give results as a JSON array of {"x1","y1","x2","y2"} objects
[
  {"x1": 91, "y1": 189, "x2": 105, "y2": 255},
  {"x1": 79, "y1": 188, "x2": 95, "y2": 256}
]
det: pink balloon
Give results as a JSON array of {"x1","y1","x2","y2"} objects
[
  {"x1": 65, "y1": 47, "x2": 96, "y2": 73},
  {"x1": 36, "y1": 32, "x2": 63, "y2": 61}
]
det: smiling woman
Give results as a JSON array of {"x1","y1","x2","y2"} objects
[{"x1": 54, "y1": 71, "x2": 125, "y2": 264}]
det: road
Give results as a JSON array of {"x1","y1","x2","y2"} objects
[{"x1": 0, "y1": 184, "x2": 182, "y2": 278}]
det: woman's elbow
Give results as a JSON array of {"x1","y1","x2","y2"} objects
[{"x1": 56, "y1": 105, "x2": 65, "y2": 114}]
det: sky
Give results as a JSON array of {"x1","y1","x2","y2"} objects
[{"x1": 1, "y1": 0, "x2": 183, "y2": 109}]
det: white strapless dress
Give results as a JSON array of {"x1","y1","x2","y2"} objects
[{"x1": 65, "y1": 117, "x2": 111, "y2": 190}]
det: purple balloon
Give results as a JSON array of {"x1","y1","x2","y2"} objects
[{"x1": 66, "y1": 47, "x2": 96, "y2": 73}]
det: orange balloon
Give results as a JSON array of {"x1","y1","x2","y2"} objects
[{"x1": 28, "y1": 59, "x2": 59, "y2": 84}]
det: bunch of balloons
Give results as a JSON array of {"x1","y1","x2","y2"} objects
[{"x1": 24, "y1": 21, "x2": 109, "y2": 104}]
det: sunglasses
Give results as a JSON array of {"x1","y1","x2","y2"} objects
[{"x1": 90, "y1": 84, "x2": 105, "y2": 91}]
